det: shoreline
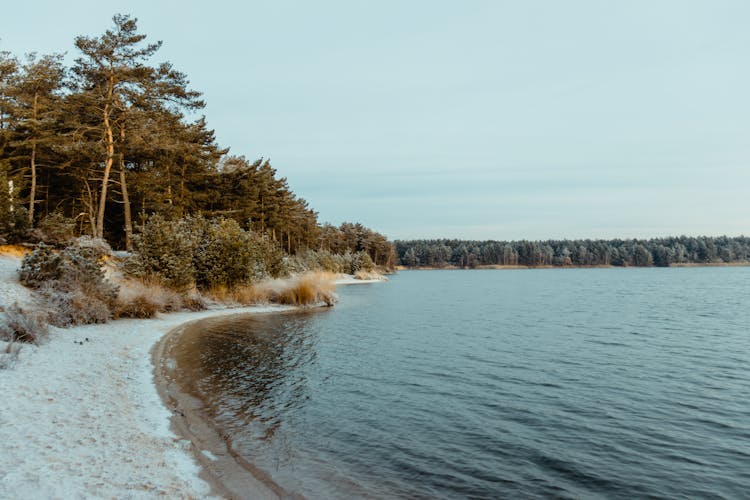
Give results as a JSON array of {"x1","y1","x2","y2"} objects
[
  {"x1": 153, "y1": 311, "x2": 307, "y2": 500},
  {"x1": 153, "y1": 276, "x2": 385, "y2": 499},
  {"x1": 0, "y1": 303, "x2": 295, "y2": 498},
  {"x1": 0, "y1": 261, "x2": 378, "y2": 497}
]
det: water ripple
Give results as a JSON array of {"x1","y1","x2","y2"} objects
[{"x1": 177, "y1": 268, "x2": 750, "y2": 499}]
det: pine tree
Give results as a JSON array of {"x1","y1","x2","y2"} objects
[
  {"x1": 0, "y1": 52, "x2": 18, "y2": 173},
  {"x1": 71, "y1": 14, "x2": 203, "y2": 241},
  {"x1": 8, "y1": 53, "x2": 66, "y2": 224}
]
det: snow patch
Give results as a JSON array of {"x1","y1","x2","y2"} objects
[{"x1": 0, "y1": 257, "x2": 291, "y2": 498}]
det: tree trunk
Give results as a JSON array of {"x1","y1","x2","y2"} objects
[
  {"x1": 82, "y1": 179, "x2": 97, "y2": 236},
  {"x1": 28, "y1": 92, "x2": 38, "y2": 225},
  {"x1": 96, "y1": 76, "x2": 115, "y2": 240},
  {"x1": 120, "y1": 165, "x2": 133, "y2": 250},
  {"x1": 29, "y1": 142, "x2": 36, "y2": 224},
  {"x1": 119, "y1": 125, "x2": 133, "y2": 251}
]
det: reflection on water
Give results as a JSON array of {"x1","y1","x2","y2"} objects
[
  {"x1": 171, "y1": 313, "x2": 322, "y2": 447},
  {"x1": 171, "y1": 269, "x2": 750, "y2": 499}
]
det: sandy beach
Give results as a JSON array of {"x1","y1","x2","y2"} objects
[{"x1": 0, "y1": 251, "x2": 382, "y2": 498}]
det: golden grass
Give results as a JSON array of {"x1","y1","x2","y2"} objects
[
  {"x1": 115, "y1": 272, "x2": 338, "y2": 315},
  {"x1": 206, "y1": 272, "x2": 337, "y2": 307},
  {"x1": 204, "y1": 284, "x2": 270, "y2": 305},
  {"x1": 230, "y1": 285, "x2": 271, "y2": 305},
  {"x1": 113, "y1": 278, "x2": 184, "y2": 319},
  {"x1": 268, "y1": 272, "x2": 337, "y2": 306},
  {"x1": 0, "y1": 245, "x2": 31, "y2": 258}
]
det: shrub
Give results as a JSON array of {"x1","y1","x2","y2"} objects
[
  {"x1": 348, "y1": 251, "x2": 375, "y2": 274},
  {"x1": 44, "y1": 287, "x2": 111, "y2": 325},
  {"x1": 193, "y1": 218, "x2": 287, "y2": 287},
  {"x1": 129, "y1": 215, "x2": 287, "y2": 291},
  {"x1": 193, "y1": 218, "x2": 257, "y2": 289},
  {"x1": 252, "y1": 236, "x2": 286, "y2": 279},
  {"x1": 287, "y1": 249, "x2": 374, "y2": 275},
  {"x1": 0, "y1": 303, "x2": 49, "y2": 344},
  {"x1": 19, "y1": 240, "x2": 118, "y2": 326},
  {"x1": 287, "y1": 249, "x2": 344, "y2": 274},
  {"x1": 129, "y1": 215, "x2": 196, "y2": 290}
]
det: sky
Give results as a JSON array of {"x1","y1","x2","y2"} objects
[{"x1": 1, "y1": 1, "x2": 748, "y2": 240}]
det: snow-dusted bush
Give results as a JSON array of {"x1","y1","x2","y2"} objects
[
  {"x1": 286, "y1": 249, "x2": 375, "y2": 275},
  {"x1": 287, "y1": 249, "x2": 344, "y2": 274},
  {"x1": 44, "y1": 287, "x2": 111, "y2": 325},
  {"x1": 129, "y1": 215, "x2": 285, "y2": 291},
  {"x1": 347, "y1": 251, "x2": 375, "y2": 274},
  {"x1": 193, "y1": 218, "x2": 257, "y2": 288},
  {"x1": 128, "y1": 215, "x2": 196, "y2": 290},
  {"x1": 0, "y1": 303, "x2": 49, "y2": 344},
  {"x1": 19, "y1": 240, "x2": 118, "y2": 326}
]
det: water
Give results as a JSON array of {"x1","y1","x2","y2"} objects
[{"x1": 171, "y1": 268, "x2": 750, "y2": 499}]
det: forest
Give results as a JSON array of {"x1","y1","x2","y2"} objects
[
  {"x1": 396, "y1": 236, "x2": 750, "y2": 268},
  {"x1": 0, "y1": 14, "x2": 395, "y2": 269}
]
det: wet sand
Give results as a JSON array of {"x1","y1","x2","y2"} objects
[{"x1": 153, "y1": 313, "x2": 303, "y2": 499}]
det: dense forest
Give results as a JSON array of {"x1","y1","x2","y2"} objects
[
  {"x1": 0, "y1": 14, "x2": 395, "y2": 268},
  {"x1": 396, "y1": 236, "x2": 750, "y2": 268}
]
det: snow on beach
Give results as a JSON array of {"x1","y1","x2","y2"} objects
[
  {"x1": 0, "y1": 253, "x2": 292, "y2": 498},
  {"x1": 0, "y1": 251, "x2": 386, "y2": 498},
  {"x1": 0, "y1": 254, "x2": 34, "y2": 309}
]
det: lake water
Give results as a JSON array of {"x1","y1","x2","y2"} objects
[{"x1": 171, "y1": 268, "x2": 750, "y2": 499}]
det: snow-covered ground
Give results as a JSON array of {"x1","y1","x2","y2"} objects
[
  {"x1": 0, "y1": 253, "x2": 292, "y2": 498},
  {"x1": 0, "y1": 253, "x2": 387, "y2": 498},
  {"x1": 0, "y1": 254, "x2": 34, "y2": 310}
]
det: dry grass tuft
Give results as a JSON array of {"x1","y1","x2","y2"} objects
[
  {"x1": 264, "y1": 272, "x2": 337, "y2": 306},
  {"x1": 230, "y1": 285, "x2": 271, "y2": 305},
  {"x1": 113, "y1": 278, "x2": 183, "y2": 319},
  {"x1": 114, "y1": 294, "x2": 160, "y2": 319},
  {"x1": 204, "y1": 284, "x2": 271, "y2": 305},
  {"x1": 181, "y1": 291, "x2": 207, "y2": 311},
  {"x1": 204, "y1": 285, "x2": 231, "y2": 303},
  {"x1": 194, "y1": 272, "x2": 337, "y2": 308}
]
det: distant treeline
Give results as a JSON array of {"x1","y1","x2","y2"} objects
[
  {"x1": 0, "y1": 14, "x2": 394, "y2": 267},
  {"x1": 396, "y1": 236, "x2": 750, "y2": 268}
]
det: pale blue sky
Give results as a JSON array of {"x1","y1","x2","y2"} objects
[{"x1": 2, "y1": 1, "x2": 748, "y2": 240}]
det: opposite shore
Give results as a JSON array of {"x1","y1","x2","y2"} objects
[{"x1": 396, "y1": 261, "x2": 750, "y2": 271}]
